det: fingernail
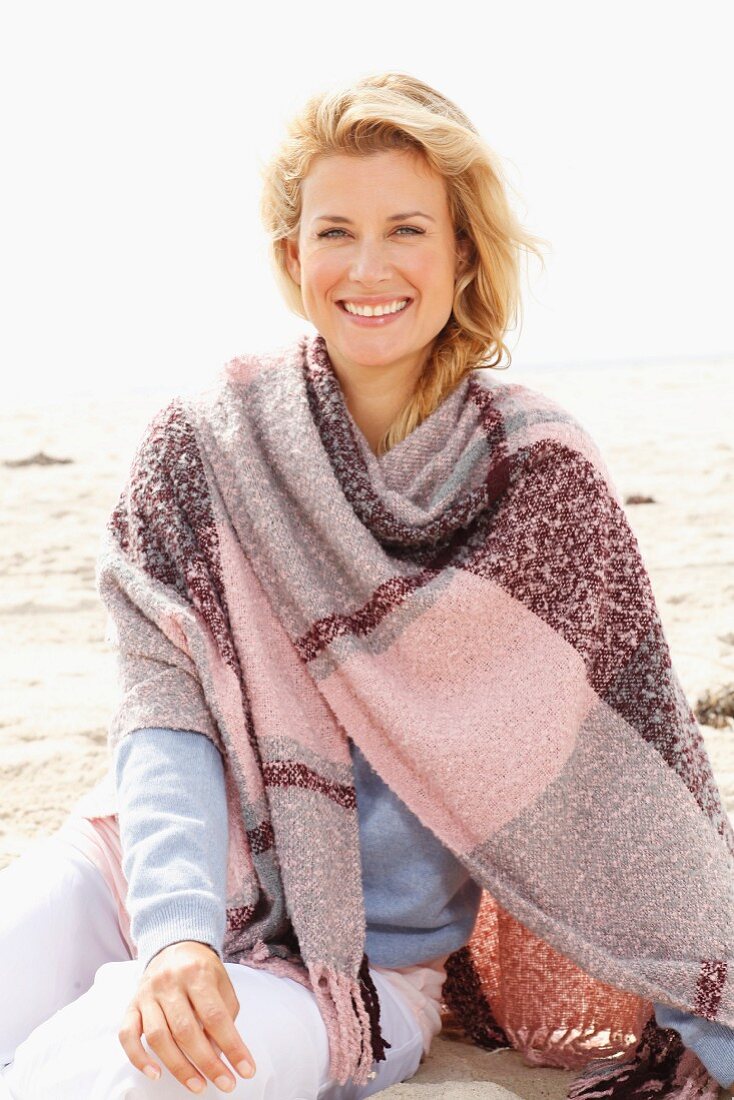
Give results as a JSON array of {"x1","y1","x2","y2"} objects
[
  {"x1": 143, "y1": 1065, "x2": 160, "y2": 1080},
  {"x1": 236, "y1": 1059, "x2": 254, "y2": 1077},
  {"x1": 215, "y1": 1076, "x2": 234, "y2": 1092},
  {"x1": 186, "y1": 1079, "x2": 204, "y2": 1093}
]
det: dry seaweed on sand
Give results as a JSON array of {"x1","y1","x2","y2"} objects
[
  {"x1": 3, "y1": 451, "x2": 74, "y2": 467},
  {"x1": 695, "y1": 684, "x2": 734, "y2": 729}
]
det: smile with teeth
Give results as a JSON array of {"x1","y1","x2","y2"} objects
[{"x1": 340, "y1": 298, "x2": 410, "y2": 317}]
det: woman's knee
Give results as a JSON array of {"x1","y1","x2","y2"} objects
[
  {"x1": 223, "y1": 965, "x2": 327, "y2": 1097},
  {"x1": 5, "y1": 960, "x2": 319, "y2": 1099},
  {"x1": 224, "y1": 963, "x2": 424, "y2": 1100},
  {"x1": 0, "y1": 834, "x2": 129, "y2": 1065},
  {"x1": 2, "y1": 958, "x2": 421, "y2": 1100},
  {"x1": 1, "y1": 960, "x2": 146, "y2": 1098}
]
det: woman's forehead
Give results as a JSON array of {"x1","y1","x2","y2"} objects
[{"x1": 300, "y1": 150, "x2": 448, "y2": 212}]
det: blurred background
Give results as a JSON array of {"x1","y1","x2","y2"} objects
[
  {"x1": 1, "y1": 0, "x2": 732, "y2": 865},
  {"x1": 1, "y1": 0, "x2": 733, "y2": 402}
]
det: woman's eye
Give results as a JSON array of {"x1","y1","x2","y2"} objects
[{"x1": 317, "y1": 226, "x2": 424, "y2": 239}]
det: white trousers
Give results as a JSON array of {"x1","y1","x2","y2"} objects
[{"x1": 0, "y1": 832, "x2": 424, "y2": 1099}]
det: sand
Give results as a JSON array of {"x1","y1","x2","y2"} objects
[{"x1": 1, "y1": 355, "x2": 732, "y2": 1096}]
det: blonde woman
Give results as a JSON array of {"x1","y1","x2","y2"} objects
[{"x1": 2, "y1": 72, "x2": 732, "y2": 1100}]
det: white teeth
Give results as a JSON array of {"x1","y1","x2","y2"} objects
[{"x1": 342, "y1": 298, "x2": 409, "y2": 317}]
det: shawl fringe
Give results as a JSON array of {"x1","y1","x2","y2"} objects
[
  {"x1": 308, "y1": 956, "x2": 390, "y2": 1086},
  {"x1": 442, "y1": 905, "x2": 724, "y2": 1099},
  {"x1": 441, "y1": 945, "x2": 512, "y2": 1050},
  {"x1": 566, "y1": 1015, "x2": 721, "y2": 1100},
  {"x1": 357, "y1": 953, "x2": 392, "y2": 1065},
  {"x1": 241, "y1": 941, "x2": 390, "y2": 1086}
]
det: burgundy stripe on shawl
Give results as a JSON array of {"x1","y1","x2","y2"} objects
[
  {"x1": 109, "y1": 398, "x2": 240, "y2": 675},
  {"x1": 262, "y1": 760, "x2": 357, "y2": 810},
  {"x1": 696, "y1": 959, "x2": 728, "y2": 1019}
]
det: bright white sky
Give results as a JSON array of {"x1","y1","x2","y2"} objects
[{"x1": 1, "y1": 0, "x2": 732, "y2": 404}]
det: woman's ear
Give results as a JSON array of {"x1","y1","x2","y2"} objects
[
  {"x1": 284, "y1": 235, "x2": 301, "y2": 285},
  {"x1": 455, "y1": 234, "x2": 472, "y2": 279}
]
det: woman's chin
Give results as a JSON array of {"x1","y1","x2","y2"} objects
[{"x1": 330, "y1": 337, "x2": 422, "y2": 370}]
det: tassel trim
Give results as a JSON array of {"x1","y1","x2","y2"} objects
[
  {"x1": 358, "y1": 953, "x2": 392, "y2": 1066},
  {"x1": 238, "y1": 941, "x2": 392, "y2": 1087},
  {"x1": 307, "y1": 954, "x2": 391, "y2": 1087},
  {"x1": 567, "y1": 1015, "x2": 721, "y2": 1100},
  {"x1": 442, "y1": 944, "x2": 511, "y2": 1050}
]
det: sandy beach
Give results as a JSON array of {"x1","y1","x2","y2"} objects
[{"x1": 1, "y1": 353, "x2": 732, "y2": 1097}]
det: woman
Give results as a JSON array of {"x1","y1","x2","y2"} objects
[{"x1": 2, "y1": 72, "x2": 733, "y2": 1100}]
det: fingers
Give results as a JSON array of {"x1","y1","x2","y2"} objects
[
  {"x1": 144, "y1": 996, "x2": 218, "y2": 1093},
  {"x1": 189, "y1": 976, "x2": 256, "y2": 1083},
  {"x1": 144, "y1": 984, "x2": 256, "y2": 1094},
  {"x1": 118, "y1": 1002, "x2": 163, "y2": 1083},
  {"x1": 119, "y1": 994, "x2": 237, "y2": 1094}
]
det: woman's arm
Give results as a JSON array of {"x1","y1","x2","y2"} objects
[
  {"x1": 653, "y1": 1002, "x2": 734, "y2": 1088},
  {"x1": 113, "y1": 726, "x2": 229, "y2": 973}
]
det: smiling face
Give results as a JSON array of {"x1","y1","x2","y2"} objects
[{"x1": 284, "y1": 149, "x2": 468, "y2": 390}]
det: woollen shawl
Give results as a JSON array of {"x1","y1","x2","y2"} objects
[{"x1": 86, "y1": 332, "x2": 734, "y2": 1097}]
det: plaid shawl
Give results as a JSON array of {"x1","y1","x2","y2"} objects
[{"x1": 84, "y1": 331, "x2": 733, "y2": 1095}]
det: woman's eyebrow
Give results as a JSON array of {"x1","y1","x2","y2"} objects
[{"x1": 313, "y1": 211, "x2": 436, "y2": 224}]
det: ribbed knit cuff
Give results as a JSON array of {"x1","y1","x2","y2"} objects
[{"x1": 134, "y1": 896, "x2": 225, "y2": 973}]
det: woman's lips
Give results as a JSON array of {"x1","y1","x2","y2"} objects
[{"x1": 336, "y1": 299, "x2": 413, "y2": 326}]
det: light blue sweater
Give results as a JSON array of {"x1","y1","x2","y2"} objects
[{"x1": 113, "y1": 727, "x2": 734, "y2": 1088}]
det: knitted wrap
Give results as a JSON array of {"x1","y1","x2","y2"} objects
[{"x1": 84, "y1": 332, "x2": 733, "y2": 1096}]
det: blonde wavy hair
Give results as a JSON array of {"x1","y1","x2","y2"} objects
[{"x1": 259, "y1": 71, "x2": 549, "y2": 456}]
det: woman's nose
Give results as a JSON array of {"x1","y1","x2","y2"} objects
[{"x1": 347, "y1": 240, "x2": 393, "y2": 283}]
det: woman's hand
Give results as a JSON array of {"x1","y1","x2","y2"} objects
[{"x1": 118, "y1": 940, "x2": 257, "y2": 1094}]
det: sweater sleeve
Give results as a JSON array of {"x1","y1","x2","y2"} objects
[
  {"x1": 654, "y1": 1001, "x2": 734, "y2": 1088},
  {"x1": 114, "y1": 726, "x2": 229, "y2": 973}
]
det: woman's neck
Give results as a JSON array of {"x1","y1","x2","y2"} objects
[{"x1": 330, "y1": 354, "x2": 427, "y2": 456}]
